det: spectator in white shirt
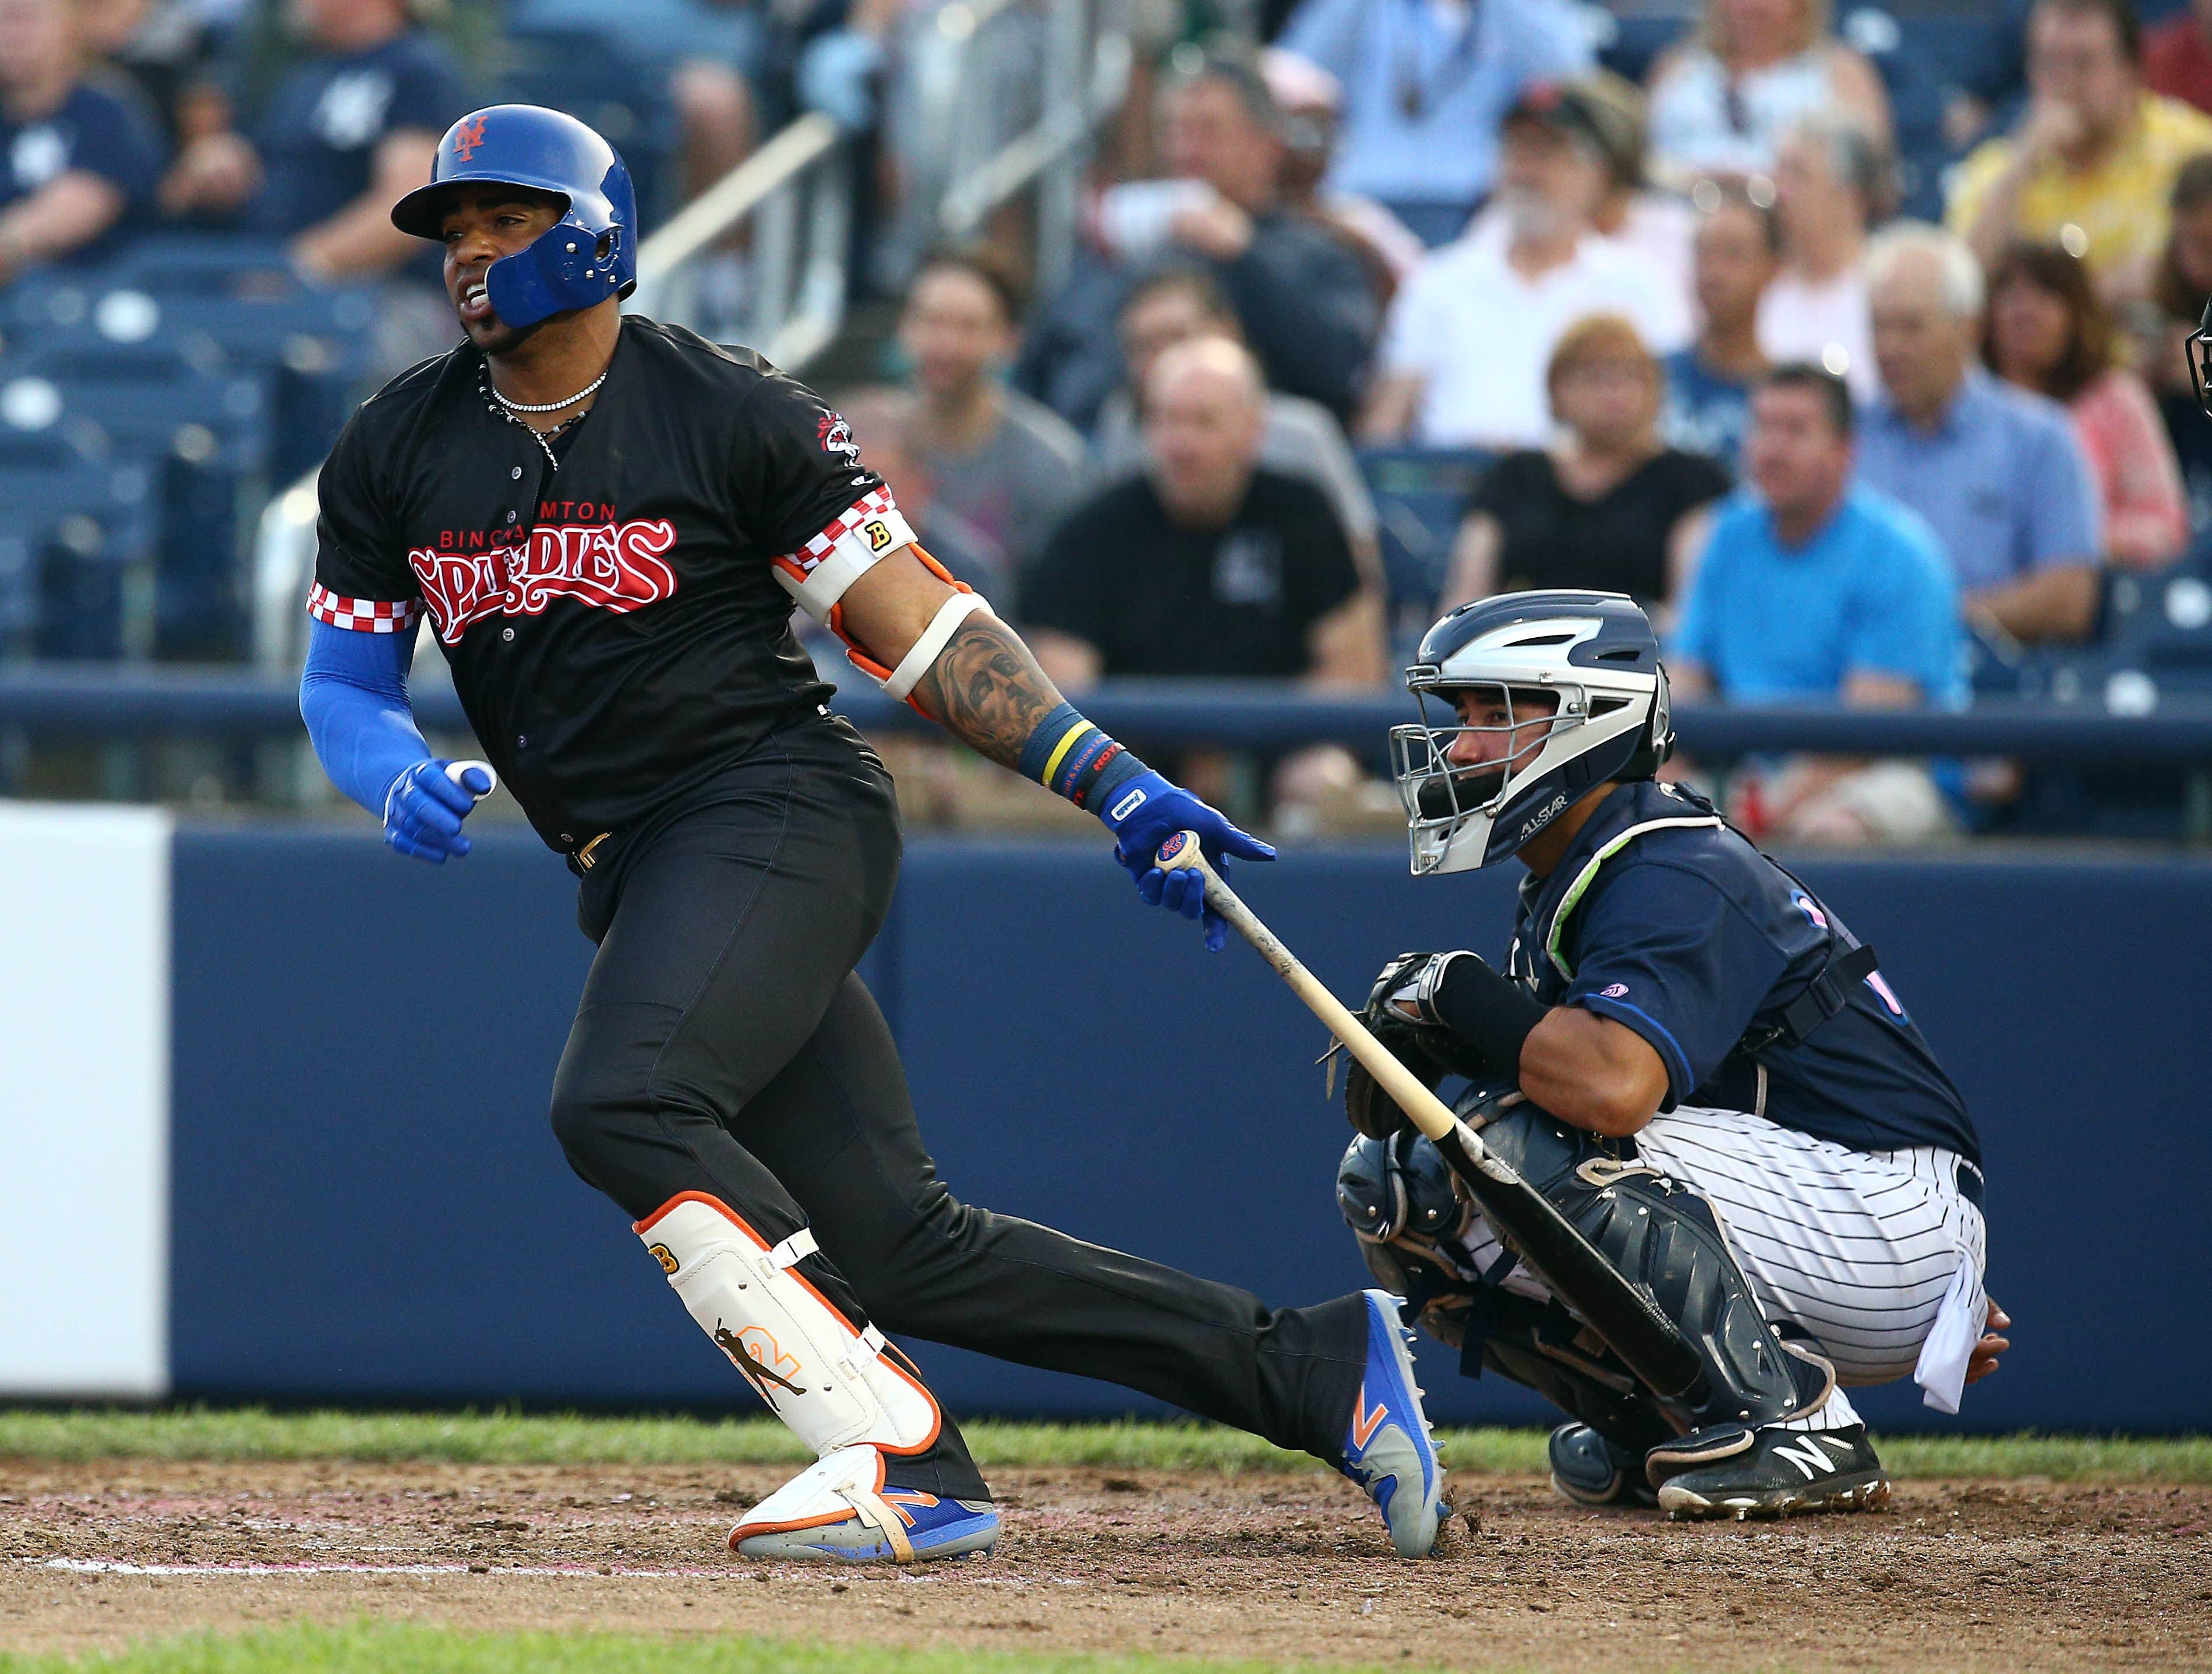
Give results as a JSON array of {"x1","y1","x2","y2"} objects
[
  {"x1": 1645, "y1": 0, "x2": 1892, "y2": 188},
  {"x1": 1756, "y1": 108, "x2": 1889, "y2": 400},
  {"x1": 1455, "y1": 72, "x2": 1697, "y2": 308},
  {"x1": 1359, "y1": 81, "x2": 1692, "y2": 447}
]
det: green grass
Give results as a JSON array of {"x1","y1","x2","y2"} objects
[
  {"x1": 0, "y1": 1408, "x2": 2205, "y2": 1483},
  {"x1": 0, "y1": 1623, "x2": 1448, "y2": 1674}
]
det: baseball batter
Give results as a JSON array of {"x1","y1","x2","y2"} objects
[
  {"x1": 296, "y1": 105, "x2": 1446, "y2": 1563},
  {"x1": 1334, "y1": 590, "x2": 2010, "y2": 1517}
]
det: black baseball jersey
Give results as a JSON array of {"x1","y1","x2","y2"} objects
[
  {"x1": 309, "y1": 316, "x2": 916, "y2": 849},
  {"x1": 1506, "y1": 780, "x2": 1980, "y2": 1163}
]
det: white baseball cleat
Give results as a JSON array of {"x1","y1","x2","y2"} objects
[{"x1": 730, "y1": 1445, "x2": 999, "y2": 1563}]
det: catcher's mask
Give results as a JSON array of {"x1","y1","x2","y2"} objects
[
  {"x1": 2192, "y1": 295, "x2": 2212, "y2": 418},
  {"x1": 1391, "y1": 590, "x2": 1672, "y2": 874}
]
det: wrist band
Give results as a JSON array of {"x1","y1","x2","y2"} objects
[
  {"x1": 1431, "y1": 952, "x2": 1547, "y2": 1075},
  {"x1": 1018, "y1": 701, "x2": 1151, "y2": 814}
]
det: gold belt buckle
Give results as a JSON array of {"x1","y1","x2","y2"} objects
[{"x1": 574, "y1": 831, "x2": 612, "y2": 871}]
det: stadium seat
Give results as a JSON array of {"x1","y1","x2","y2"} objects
[
  {"x1": 0, "y1": 455, "x2": 158, "y2": 657},
  {"x1": 1593, "y1": 1, "x2": 1696, "y2": 84},
  {"x1": 1843, "y1": 4, "x2": 2026, "y2": 219},
  {"x1": 12, "y1": 344, "x2": 273, "y2": 658},
  {"x1": 1358, "y1": 446, "x2": 1493, "y2": 658},
  {"x1": 2104, "y1": 562, "x2": 2212, "y2": 681},
  {"x1": 497, "y1": 27, "x2": 683, "y2": 223}
]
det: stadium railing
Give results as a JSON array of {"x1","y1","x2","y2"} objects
[
  {"x1": 930, "y1": 0, "x2": 1132, "y2": 296},
  {"x1": 629, "y1": 112, "x2": 849, "y2": 372},
  {"x1": 6, "y1": 665, "x2": 2212, "y2": 764}
]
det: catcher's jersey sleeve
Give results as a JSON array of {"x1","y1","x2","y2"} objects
[
  {"x1": 309, "y1": 407, "x2": 425, "y2": 633},
  {"x1": 1561, "y1": 861, "x2": 1791, "y2": 1108}
]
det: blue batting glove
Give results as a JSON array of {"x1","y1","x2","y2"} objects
[
  {"x1": 383, "y1": 759, "x2": 494, "y2": 864},
  {"x1": 1098, "y1": 769, "x2": 1274, "y2": 952}
]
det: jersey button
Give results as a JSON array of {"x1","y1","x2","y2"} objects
[
  {"x1": 502, "y1": 627, "x2": 514, "y2": 642},
  {"x1": 517, "y1": 734, "x2": 528, "y2": 748},
  {"x1": 506, "y1": 510, "x2": 517, "y2": 523},
  {"x1": 510, "y1": 466, "x2": 522, "y2": 480}
]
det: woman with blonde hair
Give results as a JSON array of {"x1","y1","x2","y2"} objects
[
  {"x1": 1646, "y1": 0, "x2": 1892, "y2": 187},
  {"x1": 1443, "y1": 313, "x2": 1732, "y2": 615}
]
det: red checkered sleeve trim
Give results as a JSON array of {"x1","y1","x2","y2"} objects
[
  {"x1": 306, "y1": 584, "x2": 422, "y2": 633},
  {"x1": 771, "y1": 486, "x2": 901, "y2": 583}
]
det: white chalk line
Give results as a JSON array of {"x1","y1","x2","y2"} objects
[{"x1": 24, "y1": 1558, "x2": 733, "y2": 1580}]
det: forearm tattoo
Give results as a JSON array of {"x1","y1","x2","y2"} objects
[{"x1": 910, "y1": 613, "x2": 1064, "y2": 772}]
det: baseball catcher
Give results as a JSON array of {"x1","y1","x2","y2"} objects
[
  {"x1": 1334, "y1": 589, "x2": 2009, "y2": 1518},
  {"x1": 296, "y1": 105, "x2": 1446, "y2": 1563}
]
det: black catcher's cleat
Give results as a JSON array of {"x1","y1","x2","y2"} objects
[{"x1": 1653, "y1": 1422, "x2": 1891, "y2": 1521}]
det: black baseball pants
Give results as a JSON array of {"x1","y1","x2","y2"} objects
[{"x1": 547, "y1": 709, "x2": 1367, "y2": 1501}]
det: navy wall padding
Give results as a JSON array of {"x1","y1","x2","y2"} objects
[{"x1": 171, "y1": 829, "x2": 2212, "y2": 1433}]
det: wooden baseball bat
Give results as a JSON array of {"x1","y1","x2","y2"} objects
[{"x1": 1153, "y1": 830, "x2": 1707, "y2": 1403}]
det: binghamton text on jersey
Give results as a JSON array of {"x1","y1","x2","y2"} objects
[{"x1": 309, "y1": 316, "x2": 916, "y2": 847}]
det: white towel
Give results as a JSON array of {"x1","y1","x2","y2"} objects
[{"x1": 1913, "y1": 1255, "x2": 1988, "y2": 1415}]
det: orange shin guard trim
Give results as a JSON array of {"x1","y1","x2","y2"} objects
[{"x1": 632, "y1": 1191, "x2": 945, "y2": 1457}]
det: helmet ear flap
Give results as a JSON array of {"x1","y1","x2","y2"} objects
[{"x1": 1621, "y1": 662, "x2": 1673, "y2": 781}]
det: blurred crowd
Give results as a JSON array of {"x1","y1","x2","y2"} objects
[
  {"x1": 14, "y1": 0, "x2": 2212, "y2": 841},
  {"x1": 817, "y1": 0, "x2": 2212, "y2": 842}
]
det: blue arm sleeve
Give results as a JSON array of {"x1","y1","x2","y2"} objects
[{"x1": 298, "y1": 620, "x2": 432, "y2": 818}]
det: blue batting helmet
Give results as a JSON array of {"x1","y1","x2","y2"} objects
[
  {"x1": 1390, "y1": 591, "x2": 1673, "y2": 874},
  {"x1": 391, "y1": 104, "x2": 638, "y2": 329}
]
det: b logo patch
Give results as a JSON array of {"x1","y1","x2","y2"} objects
[
  {"x1": 864, "y1": 520, "x2": 891, "y2": 552},
  {"x1": 648, "y1": 1243, "x2": 678, "y2": 1274}
]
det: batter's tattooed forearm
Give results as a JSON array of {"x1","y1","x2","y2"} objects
[{"x1": 911, "y1": 614, "x2": 1062, "y2": 771}]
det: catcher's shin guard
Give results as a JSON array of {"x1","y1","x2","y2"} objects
[
  {"x1": 1468, "y1": 1096, "x2": 1834, "y2": 1464},
  {"x1": 1468, "y1": 1290, "x2": 1679, "y2": 1464},
  {"x1": 636, "y1": 1193, "x2": 942, "y2": 1458}
]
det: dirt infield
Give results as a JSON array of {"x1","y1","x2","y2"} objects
[{"x1": 2, "y1": 1458, "x2": 2207, "y2": 1670}]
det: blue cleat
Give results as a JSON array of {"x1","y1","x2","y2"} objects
[
  {"x1": 730, "y1": 1445, "x2": 1000, "y2": 1563},
  {"x1": 1337, "y1": 1288, "x2": 1448, "y2": 1558}
]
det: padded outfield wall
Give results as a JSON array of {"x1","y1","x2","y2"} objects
[{"x1": 3, "y1": 811, "x2": 2206, "y2": 1433}]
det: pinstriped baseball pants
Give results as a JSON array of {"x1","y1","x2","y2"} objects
[{"x1": 1461, "y1": 1104, "x2": 1989, "y2": 1389}]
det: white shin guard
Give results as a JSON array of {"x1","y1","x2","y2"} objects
[{"x1": 636, "y1": 1193, "x2": 941, "y2": 1458}]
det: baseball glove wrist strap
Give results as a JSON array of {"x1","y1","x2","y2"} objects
[{"x1": 635, "y1": 1193, "x2": 942, "y2": 1458}]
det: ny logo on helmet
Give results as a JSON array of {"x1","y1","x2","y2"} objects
[{"x1": 453, "y1": 114, "x2": 488, "y2": 162}]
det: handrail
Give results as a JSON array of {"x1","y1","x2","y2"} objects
[
  {"x1": 9, "y1": 669, "x2": 2212, "y2": 763},
  {"x1": 631, "y1": 112, "x2": 842, "y2": 292},
  {"x1": 938, "y1": 28, "x2": 1130, "y2": 243},
  {"x1": 626, "y1": 111, "x2": 849, "y2": 372}
]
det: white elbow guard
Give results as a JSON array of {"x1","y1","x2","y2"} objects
[
  {"x1": 771, "y1": 490, "x2": 918, "y2": 623},
  {"x1": 878, "y1": 590, "x2": 988, "y2": 701}
]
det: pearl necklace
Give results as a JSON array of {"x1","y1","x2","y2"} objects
[{"x1": 489, "y1": 367, "x2": 608, "y2": 413}]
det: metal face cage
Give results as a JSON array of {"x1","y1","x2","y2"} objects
[{"x1": 1388, "y1": 681, "x2": 1581, "y2": 874}]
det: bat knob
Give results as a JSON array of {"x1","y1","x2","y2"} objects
[
  {"x1": 446, "y1": 759, "x2": 498, "y2": 801},
  {"x1": 1155, "y1": 829, "x2": 1204, "y2": 872}
]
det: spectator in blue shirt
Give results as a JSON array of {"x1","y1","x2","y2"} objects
[
  {"x1": 1854, "y1": 221, "x2": 2103, "y2": 642},
  {"x1": 162, "y1": 0, "x2": 467, "y2": 286},
  {"x1": 0, "y1": 0, "x2": 164, "y2": 278},
  {"x1": 1276, "y1": 0, "x2": 1592, "y2": 248},
  {"x1": 1663, "y1": 183, "x2": 1779, "y2": 474},
  {"x1": 1673, "y1": 365, "x2": 1964, "y2": 845}
]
